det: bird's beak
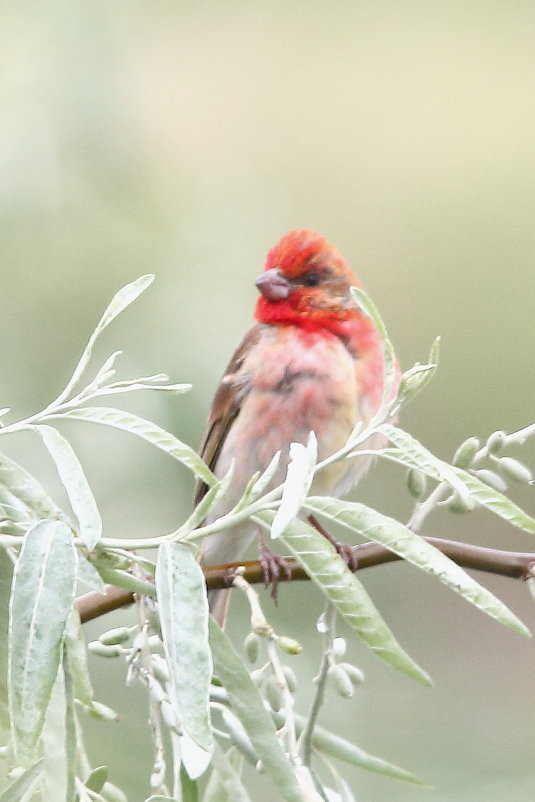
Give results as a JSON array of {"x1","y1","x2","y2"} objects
[{"x1": 255, "y1": 268, "x2": 290, "y2": 301}]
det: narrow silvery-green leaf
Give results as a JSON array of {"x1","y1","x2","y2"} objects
[
  {"x1": 289, "y1": 713, "x2": 425, "y2": 784},
  {"x1": 209, "y1": 618, "x2": 306, "y2": 802},
  {"x1": 376, "y1": 425, "x2": 471, "y2": 502},
  {"x1": 178, "y1": 462, "x2": 235, "y2": 539},
  {"x1": 55, "y1": 408, "x2": 216, "y2": 488},
  {"x1": 0, "y1": 551, "x2": 13, "y2": 715},
  {"x1": 271, "y1": 432, "x2": 317, "y2": 540},
  {"x1": 0, "y1": 453, "x2": 61, "y2": 522},
  {"x1": 76, "y1": 552, "x2": 107, "y2": 594},
  {"x1": 256, "y1": 512, "x2": 430, "y2": 685},
  {"x1": 305, "y1": 497, "x2": 530, "y2": 637},
  {"x1": 64, "y1": 610, "x2": 94, "y2": 707},
  {"x1": 351, "y1": 286, "x2": 396, "y2": 412},
  {"x1": 90, "y1": 381, "x2": 191, "y2": 397},
  {"x1": 9, "y1": 520, "x2": 77, "y2": 763},
  {"x1": 453, "y1": 466, "x2": 535, "y2": 535},
  {"x1": 206, "y1": 742, "x2": 252, "y2": 802},
  {"x1": 53, "y1": 275, "x2": 154, "y2": 405},
  {"x1": 34, "y1": 425, "x2": 102, "y2": 549},
  {"x1": 156, "y1": 543, "x2": 213, "y2": 754},
  {"x1": 95, "y1": 564, "x2": 156, "y2": 597},
  {"x1": 40, "y1": 657, "x2": 76, "y2": 802},
  {"x1": 0, "y1": 759, "x2": 43, "y2": 802}
]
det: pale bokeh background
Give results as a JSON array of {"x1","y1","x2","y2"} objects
[{"x1": 2, "y1": 2, "x2": 535, "y2": 800}]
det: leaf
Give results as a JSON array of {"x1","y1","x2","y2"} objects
[
  {"x1": 0, "y1": 759, "x2": 43, "y2": 802},
  {"x1": 305, "y1": 496, "x2": 530, "y2": 637},
  {"x1": 156, "y1": 543, "x2": 213, "y2": 755},
  {"x1": 256, "y1": 512, "x2": 431, "y2": 685},
  {"x1": 374, "y1": 424, "x2": 471, "y2": 503},
  {"x1": 392, "y1": 337, "x2": 440, "y2": 412},
  {"x1": 40, "y1": 656, "x2": 76, "y2": 802},
  {"x1": 0, "y1": 452, "x2": 61, "y2": 522},
  {"x1": 9, "y1": 520, "x2": 77, "y2": 763},
  {"x1": 209, "y1": 618, "x2": 308, "y2": 802},
  {"x1": 0, "y1": 551, "x2": 13, "y2": 715},
  {"x1": 76, "y1": 552, "x2": 107, "y2": 594},
  {"x1": 94, "y1": 564, "x2": 156, "y2": 597},
  {"x1": 271, "y1": 432, "x2": 317, "y2": 540},
  {"x1": 351, "y1": 286, "x2": 396, "y2": 412},
  {"x1": 34, "y1": 425, "x2": 102, "y2": 549},
  {"x1": 53, "y1": 275, "x2": 154, "y2": 405},
  {"x1": 54, "y1": 407, "x2": 216, "y2": 488},
  {"x1": 205, "y1": 742, "x2": 253, "y2": 802},
  {"x1": 64, "y1": 609, "x2": 95, "y2": 707},
  {"x1": 89, "y1": 381, "x2": 191, "y2": 398},
  {"x1": 295, "y1": 716, "x2": 425, "y2": 784},
  {"x1": 453, "y1": 466, "x2": 535, "y2": 536},
  {"x1": 209, "y1": 616, "x2": 302, "y2": 802},
  {"x1": 178, "y1": 462, "x2": 235, "y2": 539}
]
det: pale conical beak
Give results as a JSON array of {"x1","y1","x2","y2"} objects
[{"x1": 255, "y1": 268, "x2": 290, "y2": 301}]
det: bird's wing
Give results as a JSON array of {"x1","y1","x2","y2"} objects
[{"x1": 194, "y1": 323, "x2": 264, "y2": 505}]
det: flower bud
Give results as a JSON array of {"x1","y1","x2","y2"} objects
[
  {"x1": 339, "y1": 662, "x2": 365, "y2": 685},
  {"x1": 497, "y1": 457, "x2": 533, "y2": 484},
  {"x1": 407, "y1": 468, "x2": 427, "y2": 499},
  {"x1": 472, "y1": 469, "x2": 508, "y2": 493},
  {"x1": 265, "y1": 677, "x2": 283, "y2": 711},
  {"x1": 244, "y1": 632, "x2": 260, "y2": 664},
  {"x1": 276, "y1": 636, "x2": 303, "y2": 655},
  {"x1": 486, "y1": 430, "x2": 506, "y2": 455},
  {"x1": 88, "y1": 641, "x2": 123, "y2": 658},
  {"x1": 88, "y1": 701, "x2": 120, "y2": 722},
  {"x1": 447, "y1": 492, "x2": 476, "y2": 513},
  {"x1": 453, "y1": 437, "x2": 480, "y2": 468},
  {"x1": 85, "y1": 766, "x2": 108, "y2": 793},
  {"x1": 328, "y1": 664, "x2": 354, "y2": 698},
  {"x1": 100, "y1": 784, "x2": 128, "y2": 802},
  {"x1": 99, "y1": 627, "x2": 131, "y2": 646},
  {"x1": 150, "y1": 654, "x2": 170, "y2": 684},
  {"x1": 332, "y1": 637, "x2": 347, "y2": 658},
  {"x1": 283, "y1": 665, "x2": 298, "y2": 693}
]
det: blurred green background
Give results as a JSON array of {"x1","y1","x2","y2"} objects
[{"x1": 2, "y1": 2, "x2": 535, "y2": 799}]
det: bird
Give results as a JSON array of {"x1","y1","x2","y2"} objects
[{"x1": 195, "y1": 229, "x2": 392, "y2": 625}]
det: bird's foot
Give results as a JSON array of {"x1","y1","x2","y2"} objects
[
  {"x1": 257, "y1": 538, "x2": 292, "y2": 603},
  {"x1": 308, "y1": 514, "x2": 358, "y2": 572}
]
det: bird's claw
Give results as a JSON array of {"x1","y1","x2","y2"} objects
[
  {"x1": 257, "y1": 542, "x2": 292, "y2": 603},
  {"x1": 334, "y1": 541, "x2": 358, "y2": 573}
]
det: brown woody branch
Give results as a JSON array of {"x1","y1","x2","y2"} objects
[{"x1": 76, "y1": 537, "x2": 535, "y2": 624}]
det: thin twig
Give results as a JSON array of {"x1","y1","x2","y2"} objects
[{"x1": 76, "y1": 536, "x2": 535, "y2": 623}]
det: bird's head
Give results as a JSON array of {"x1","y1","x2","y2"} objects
[{"x1": 254, "y1": 230, "x2": 368, "y2": 338}]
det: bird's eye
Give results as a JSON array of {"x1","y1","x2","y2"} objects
[{"x1": 303, "y1": 272, "x2": 320, "y2": 287}]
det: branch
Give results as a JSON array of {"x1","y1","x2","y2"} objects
[{"x1": 76, "y1": 536, "x2": 535, "y2": 624}]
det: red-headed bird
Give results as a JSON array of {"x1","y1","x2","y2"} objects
[{"x1": 196, "y1": 230, "x2": 392, "y2": 625}]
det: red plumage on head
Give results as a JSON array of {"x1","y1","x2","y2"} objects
[{"x1": 264, "y1": 229, "x2": 358, "y2": 284}]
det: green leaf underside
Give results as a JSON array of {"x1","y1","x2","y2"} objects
[
  {"x1": 156, "y1": 543, "x2": 213, "y2": 752},
  {"x1": 9, "y1": 520, "x2": 77, "y2": 763},
  {"x1": 255, "y1": 512, "x2": 431, "y2": 685},
  {"x1": 209, "y1": 619, "x2": 303, "y2": 802},
  {"x1": 53, "y1": 407, "x2": 215, "y2": 488},
  {"x1": 35, "y1": 425, "x2": 102, "y2": 549},
  {"x1": 305, "y1": 497, "x2": 529, "y2": 637}
]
